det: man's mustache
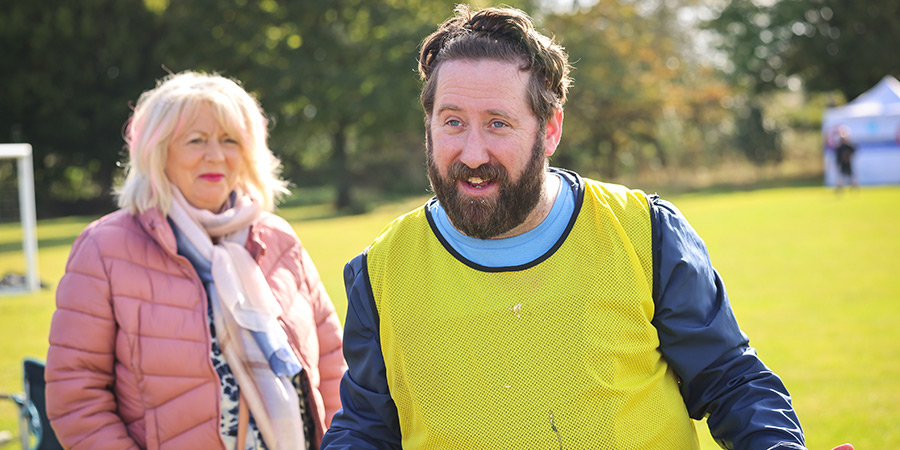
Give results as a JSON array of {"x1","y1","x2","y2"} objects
[{"x1": 446, "y1": 162, "x2": 508, "y2": 183}]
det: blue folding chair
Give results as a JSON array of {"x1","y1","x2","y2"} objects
[{"x1": 0, "y1": 359, "x2": 63, "y2": 450}]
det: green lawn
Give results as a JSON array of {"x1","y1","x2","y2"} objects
[{"x1": 0, "y1": 185, "x2": 895, "y2": 449}]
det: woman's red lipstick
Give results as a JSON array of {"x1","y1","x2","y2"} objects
[{"x1": 199, "y1": 173, "x2": 225, "y2": 182}]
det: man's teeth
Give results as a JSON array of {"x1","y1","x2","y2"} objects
[{"x1": 468, "y1": 177, "x2": 485, "y2": 184}]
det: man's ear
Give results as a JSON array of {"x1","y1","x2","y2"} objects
[{"x1": 543, "y1": 108, "x2": 563, "y2": 157}]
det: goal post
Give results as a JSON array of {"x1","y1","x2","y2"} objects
[{"x1": 0, "y1": 144, "x2": 40, "y2": 293}]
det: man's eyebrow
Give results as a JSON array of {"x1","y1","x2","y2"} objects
[
  {"x1": 487, "y1": 109, "x2": 515, "y2": 121},
  {"x1": 436, "y1": 104, "x2": 461, "y2": 115},
  {"x1": 436, "y1": 104, "x2": 515, "y2": 121}
]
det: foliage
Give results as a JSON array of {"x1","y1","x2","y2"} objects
[
  {"x1": 151, "y1": 0, "x2": 459, "y2": 210},
  {"x1": 545, "y1": 2, "x2": 667, "y2": 178},
  {"x1": 704, "y1": 0, "x2": 900, "y2": 99},
  {"x1": 0, "y1": 0, "x2": 163, "y2": 216},
  {"x1": 544, "y1": 1, "x2": 736, "y2": 179},
  {"x1": 152, "y1": 0, "x2": 540, "y2": 211},
  {"x1": 4, "y1": 0, "x2": 883, "y2": 215}
]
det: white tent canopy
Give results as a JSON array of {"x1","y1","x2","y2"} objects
[{"x1": 822, "y1": 75, "x2": 900, "y2": 186}]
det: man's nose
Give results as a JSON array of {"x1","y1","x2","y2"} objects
[{"x1": 459, "y1": 129, "x2": 490, "y2": 169}]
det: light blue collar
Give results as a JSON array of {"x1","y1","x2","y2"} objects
[{"x1": 429, "y1": 172, "x2": 576, "y2": 267}]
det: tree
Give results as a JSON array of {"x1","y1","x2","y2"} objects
[
  {"x1": 544, "y1": 0, "x2": 734, "y2": 179},
  {"x1": 154, "y1": 0, "x2": 465, "y2": 210},
  {"x1": 735, "y1": 104, "x2": 783, "y2": 166},
  {"x1": 0, "y1": 0, "x2": 162, "y2": 216},
  {"x1": 1, "y1": 0, "x2": 545, "y2": 214},
  {"x1": 704, "y1": 0, "x2": 900, "y2": 99}
]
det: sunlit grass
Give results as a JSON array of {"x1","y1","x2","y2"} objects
[
  {"x1": 673, "y1": 186, "x2": 899, "y2": 450},
  {"x1": 0, "y1": 186, "x2": 895, "y2": 449}
]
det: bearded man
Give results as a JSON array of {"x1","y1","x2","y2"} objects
[{"x1": 321, "y1": 5, "x2": 851, "y2": 450}]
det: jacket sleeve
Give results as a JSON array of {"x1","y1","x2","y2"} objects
[
  {"x1": 297, "y1": 243, "x2": 347, "y2": 425},
  {"x1": 320, "y1": 252, "x2": 402, "y2": 449},
  {"x1": 649, "y1": 196, "x2": 805, "y2": 449},
  {"x1": 45, "y1": 230, "x2": 140, "y2": 449}
]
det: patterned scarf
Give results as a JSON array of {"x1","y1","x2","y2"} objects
[{"x1": 168, "y1": 188, "x2": 306, "y2": 449}]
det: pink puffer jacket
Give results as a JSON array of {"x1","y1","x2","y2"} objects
[{"x1": 46, "y1": 208, "x2": 346, "y2": 449}]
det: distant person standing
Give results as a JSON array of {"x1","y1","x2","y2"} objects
[{"x1": 835, "y1": 126, "x2": 857, "y2": 190}]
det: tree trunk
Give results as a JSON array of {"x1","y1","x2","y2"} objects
[
  {"x1": 606, "y1": 137, "x2": 619, "y2": 180},
  {"x1": 332, "y1": 121, "x2": 352, "y2": 210}
]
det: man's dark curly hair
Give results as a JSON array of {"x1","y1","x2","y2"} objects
[{"x1": 418, "y1": 4, "x2": 572, "y2": 125}]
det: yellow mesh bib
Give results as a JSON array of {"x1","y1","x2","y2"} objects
[{"x1": 367, "y1": 180, "x2": 698, "y2": 449}]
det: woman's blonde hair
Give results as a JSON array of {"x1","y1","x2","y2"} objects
[{"x1": 116, "y1": 71, "x2": 288, "y2": 214}]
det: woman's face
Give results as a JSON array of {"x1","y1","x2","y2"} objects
[{"x1": 165, "y1": 103, "x2": 244, "y2": 212}]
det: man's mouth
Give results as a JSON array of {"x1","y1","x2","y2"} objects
[{"x1": 465, "y1": 176, "x2": 491, "y2": 189}]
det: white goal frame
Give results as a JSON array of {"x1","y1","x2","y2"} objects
[{"x1": 0, "y1": 144, "x2": 40, "y2": 292}]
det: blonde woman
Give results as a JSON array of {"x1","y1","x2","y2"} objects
[{"x1": 46, "y1": 71, "x2": 346, "y2": 449}]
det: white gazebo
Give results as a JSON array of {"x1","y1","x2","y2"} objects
[{"x1": 821, "y1": 75, "x2": 900, "y2": 186}]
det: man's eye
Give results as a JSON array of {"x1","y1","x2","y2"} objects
[
  {"x1": 446, "y1": 119, "x2": 462, "y2": 127},
  {"x1": 490, "y1": 121, "x2": 508, "y2": 129}
]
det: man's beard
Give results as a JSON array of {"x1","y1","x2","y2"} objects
[{"x1": 426, "y1": 128, "x2": 547, "y2": 239}]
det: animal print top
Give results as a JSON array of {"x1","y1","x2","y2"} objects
[
  {"x1": 209, "y1": 302, "x2": 314, "y2": 449},
  {"x1": 172, "y1": 220, "x2": 314, "y2": 449}
]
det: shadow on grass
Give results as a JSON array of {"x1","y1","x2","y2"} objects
[
  {"x1": 0, "y1": 172, "x2": 830, "y2": 256},
  {"x1": 277, "y1": 189, "x2": 431, "y2": 223},
  {"x1": 637, "y1": 173, "x2": 825, "y2": 198},
  {"x1": 281, "y1": 173, "x2": 826, "y2": 224},
  {"x1": 0, "y1": 215, "x2": 100, "y2": 254},
  {"x1": 0, "y1": 235, "x2": 80, "y2": 254}
]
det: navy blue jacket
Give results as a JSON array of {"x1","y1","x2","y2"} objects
[{"x1": 322, "y1": 170, "x2": 805, "y2": 449}]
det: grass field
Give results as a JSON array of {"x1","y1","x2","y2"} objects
[{"x1": 0, "y1": 184, "x2": 896, "y2": 448}]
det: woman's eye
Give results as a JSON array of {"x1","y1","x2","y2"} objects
[{"x1": 189, "y1": 138, "x2": 205, "y2": 144}]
